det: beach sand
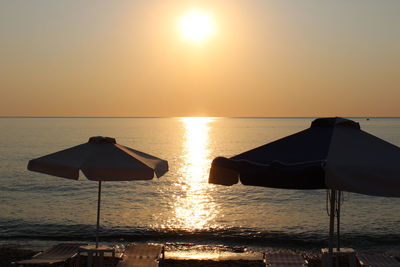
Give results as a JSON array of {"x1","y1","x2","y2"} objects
[
  {"x1": 0, "y1": 246, "x2": 37, "y2": 267},
  {"x1": 163, "y1": 258, "x2": 321, "y2": 267},
  {"x1": 163, "y1": 259, "x2": 265, "y2": 266}
]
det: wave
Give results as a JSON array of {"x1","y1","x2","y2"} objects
[{"x1": 1, "y1": 219, "x2": 400, "y2": 251}]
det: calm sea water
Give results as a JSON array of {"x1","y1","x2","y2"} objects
[{"x1": 1, "y1": 117, "x2": 400, "y2": 256}]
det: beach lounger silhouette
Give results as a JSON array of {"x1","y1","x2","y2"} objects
[
  {"x1": 357, "y1": 253, "x2": 400, "y2": 267},
  {"x1": 263, "y1": 252, "x2": 307, "y2": 266},
  {"x1": 14, "y1": 243, "x2": 87, "y2": 266},
  {"x1": 116, "y1": 243, "x2": 165, "y2": 267}
]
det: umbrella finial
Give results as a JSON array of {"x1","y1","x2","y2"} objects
[
  {"x1": 311, "y1": 117, "x2": 360, "y2": 129},
  {"x1": 88, "y1": 136, "x2": 116, "y2": 144}
]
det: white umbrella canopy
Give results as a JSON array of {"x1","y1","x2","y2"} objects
[
  {"x1": 28, "y1": 136, "x2": 168, "y2": 181},
  {"x1": 27, "y1": 136, "x2": 169, "y2": 247}
]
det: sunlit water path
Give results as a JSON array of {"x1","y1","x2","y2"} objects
[
  {"x1": 1, "y1": 117, "x2": 400, "y2": 255},
  {"x1": 172, "y1": 117, "x2": 217, "y2": 230}
]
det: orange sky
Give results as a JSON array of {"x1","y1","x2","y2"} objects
[{"x1": 1, "y1": 1, "x2": 399, "y2": 117}]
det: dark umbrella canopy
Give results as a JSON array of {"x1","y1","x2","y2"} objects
[
  {"x1": 232, "y1": 117, "x2": 344, "y2": 163},
  {"x1": 209, "y1": 117, "x2": 400, "y2": 197},
  {"x1": 209, "y1": 117, "x2": 350, "y2": 187},
  {"x1": 209, "y1": 117, "x2": 400, "y2": 266},
  {"x1": 210, "y1": 156, "x2": 325, "y2": 189},
  {"x1": 28, "y1": 136, "x2": 169, "y2": 248}
]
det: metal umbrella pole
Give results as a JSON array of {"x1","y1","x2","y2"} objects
[
  {"x1": 336, "y1": 191, "x2": 342, "y2": 251},
  {"x1": 327, "y1": 189, "x2": 336, "y2": 267},
  {"x1": 96, "y1": 181, "x2": 102, "y2": 248}
]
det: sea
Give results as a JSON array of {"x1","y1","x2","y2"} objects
[{"x1": 1, "y1": 117, "x2": 399, "y2": 258}]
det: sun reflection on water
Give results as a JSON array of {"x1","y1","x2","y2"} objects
[{"x1": 173, "y1": 117, "x2": 218, "y2": 230}]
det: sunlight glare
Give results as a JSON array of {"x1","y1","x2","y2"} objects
[
  {"x1": 173, "y1": 117, "x2": 217, "y2": 230},
  {"x1": 179, "y1": 10, "x2": 215, "y2": 43}
]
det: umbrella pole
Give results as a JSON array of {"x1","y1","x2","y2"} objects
[
  {"x1": 328, "y1": 189, "x2": 336, "y2": 267},
  {"x1": 336, "y1": 191, "x2": 341, "y2": 251},
  {"x1": 96, "y1": 181, "x2": 102, "y2": 248}
]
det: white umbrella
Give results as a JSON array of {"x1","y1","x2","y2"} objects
[{"x1": 28, "y1": 136, "x2": 168, "y2": 247}]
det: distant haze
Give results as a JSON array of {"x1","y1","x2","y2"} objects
[{"x1": 1, "y1": 1, "x2": 399, "y2": 117}]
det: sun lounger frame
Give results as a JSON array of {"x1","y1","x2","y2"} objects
[
  {"x1": 357, "y1": 252, "x2": 400, "y2": 267},
  {"x1": 116, "y1": 243, "x2": 165, "y2": 267},
  {"x1": 263, "y1": 252, "x2": 307, "y2": 267},
  {"x1": 14, "y1": 242, "x2": 87, "y2": 266}
]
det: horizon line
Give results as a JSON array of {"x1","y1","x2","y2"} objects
[{"x1": 1, "y1": 116, "x2": 400, "y2": 119}]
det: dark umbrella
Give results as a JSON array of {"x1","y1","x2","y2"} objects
[
  {"x1": 28, "y1": 136, "x2": 169, "y2": 248},
  {"x1": 209, "y1": 117, "x2": 400, "y2": 266}
]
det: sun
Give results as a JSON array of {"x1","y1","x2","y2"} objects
[{"x1": 179, "y1": 10, "x2": 215, "y2": 43}]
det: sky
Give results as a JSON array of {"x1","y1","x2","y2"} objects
[{"x1": 1, "y1": 0, "x2": 399, "y2": 117}]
